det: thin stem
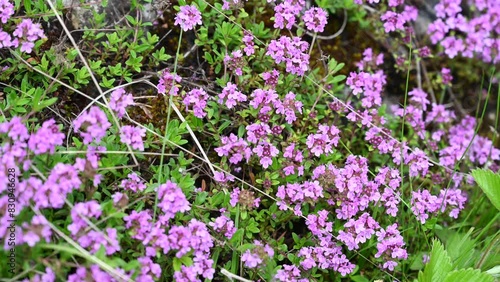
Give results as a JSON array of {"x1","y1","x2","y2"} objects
[{"x1": 153, "y1": 29, "x2": 183, "y2": 222}]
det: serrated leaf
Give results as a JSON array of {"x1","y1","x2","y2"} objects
[
  {"x1": 443, "y1": 268, "x2": 495, "y2": 282},
  {"x1": 418, "y1": 240, "x2": 453, "y2": 282},
  {"x1": 471, "y1": 169, "x2": 500, "y2": 211}
]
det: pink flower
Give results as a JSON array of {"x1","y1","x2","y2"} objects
[
  {"x1": 174, "y1": 5, "x2": 202, "y2": 31},
  {"x1": 218, "y1": 82, "x2": 247, "y2": 108},
  {"x1": 120, "y1": 125, "x2": 146, "y2": 151},
  {"x1": 28, "y1": 119, "x2": 64, "y2": 154},
  {"x1": 252, "y1": 140, "x2": 279, "y2": 168},
  {"x1": 302, "y1": 7, "x2": 328, "y2": 33},
  {"x1": 109, "y1": 87, "x2": 134, "y2": 119},
  {"x1": 0, "y1": 0, "x2": 14, "y2": 23},
  {"x1": 183, "y1": 88, "x2": 209, "y2": 118},
  {"x1": 157, "y1": 71, "x2": 181, "y2": 96},
  {"x1": 73, "y1": 106, "x2": 111, "y2": 144}
]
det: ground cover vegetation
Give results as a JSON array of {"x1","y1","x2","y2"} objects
[{"x1": 0, "y1": 0, "x2": 499, "y2": 281}]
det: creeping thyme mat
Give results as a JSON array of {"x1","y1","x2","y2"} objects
[{"x1": 0, "y1": 0, "x2": 499, "y2": 281}]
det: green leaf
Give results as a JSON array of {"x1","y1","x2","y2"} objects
[
  {"x1": 471, "y1": 169, "x2": 500, "y2": 211},
  {"x1": 443, "y1": 268, "x2": 495, "y2": 282},
  {"x1": 418, "y1": 240, "x2": 453, "y2": 282},
  {"x1": 173, "y1": 257, "x2": 182, "y2": 272}
]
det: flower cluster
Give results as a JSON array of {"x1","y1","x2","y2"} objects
[
  {"x1": 276, "y1": 181, "x2": 323, "y2": 214},
  {"x1": 218, "y1": 82, "x2": 247, "y2": 109},
  {"x1": 0, "y1": 9, "x2": 46, "y2": 53},
  {"x1": 302, "y1": 7, "x2": 328, "y2": 33},
  {"x1": 439, "y1": 116, "x2": 500, "y2": 168},
  {"x1": 157, "y1": 71, "x2": 182, "y2": 96},
  {"x1": 209, "y1": 214, "x2": 236, "y2": 238},
  {"x1": 157, "y1": 181, "x2": 190, "y2": 220},
  {"x1": 267, "y1": 36, "x2": 310, "y2": 76},
  {"x1": 274, "y1": 91, "x2": 303, "y2": 123},
  {"x1": 275, "y1": 265, "x2": 308, "y2": 282},
  {"x1": 306, "y1": 124, "x2": 340, "y2": 157},
  {"x1": 109, "y1": 87, "x2": 134, "y2": 119},
  {"x1": 273, "y1": 0, "x2": 304, "y2": 30},
  {"x1": 337, "y1": 213, "x2": 380, "y2": 250},
  {"x1": 242, "y1": 31, "x2": 255, "y2": 56},
  {"x1": 120, "y1": 172, "x2": 146, "y2": 192},
  {"x1": 282, "y1": 143, "x2": 305, "y2": 176},
  {"x1": 174, "y1": 4, "x2": 202, "y2": 31},
  {"x1": 224, "y1": 50, "x2": 245, "y2": 76},
  {"x1": 356, "y1": 48, "x2": 384, "y2": 72},
  {"x1": 428, "y1": 0, "x2": 500, "y2": 62},
  {"x1": 21, "y1": 215, "x2": 51, "y2": 247},
  {"x1": 67, "y1": 201, "x2": 121, "y2": 255},
  {"x1": 346, "y1": 70, "x2": 386, "y2": 108},
  {"x1": 375, "y1": 224, "x2": 408, "y2": 270},
  {"x1": 28, "y1": 119, "x2": 64, "y2": 155},
  {"x1": 252, "y1": 140, "x2": 279, "y2": 168},
  {"x1": 411, "y1": 188, "x2": 467, "y2": 224},
  {"x1": 230, "y1": 188, "x2": 261, "y2": 209},
  {"x1": 73, "y1": 106, "x2": 111, "y2": 144},
  {"x1": 241, "y1": 240, "x2": 274, "y2": 268},
  {"x1": 183, "y1": 88, "x2": 209, "y2": 118},
  {"x1": 120, "y1": 125, "x2": 146, "y2": 151},
  {"x1": 215, "y1": 133, "x2": 252, "y2": 165},
  {"x1": 298, "y1": 241, "x2": 355, "y2": 276},
  {"x1": 0, "y1": 0, "x2": 14, "y2": 24},
  {"x1": 67, "y1": 264, "x2": 131, "y2": 282},
  {"x1": 305, "y1": 210, "x2": 332, "y2": 236}
]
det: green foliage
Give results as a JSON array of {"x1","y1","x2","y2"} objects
[
  {"x1": 418, "y1": 240, "x2": 495, "y2": 282},
  {"x1": 471, "y1": 169, "x2": 500, "y2": 211}
]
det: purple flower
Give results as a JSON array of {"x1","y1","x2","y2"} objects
[
  {"x1": 441, "y1": 67, "x2": 453, "y2": 85},
  {"x1": 274, "y1": 91, "x2": 303, "y2": 123},
  {"x1": 215, "y1": 133, "x2": 252, "y2": 164},
  {"x1": 73, "y1": 106, "x2": 111, "y2": 144},
  {"x1": 380, "y1": 11, "x2": 405, "y2": 33},
  {"x1": 306, "y1": 124, "x2": 340, "y2": 157},
  {"x1": 337, "y1": 213, "x2": 380, "y2": 251},
  {"x1": 12, "y1": 19, "x2": 45, "y2": 53},
  {"x1": 121, "y1": 172, "x2": 146, "y2": 192},
  {"x1": 28, "y1": 119, "x2": 64, "y2": 154},
  {"x1": 242, "y1": 31, "x2": 255, "y2": 56},
  {"x1": 218, "y1": 82, "x2": 247, "y2": 109},
  {"x1": 246, "y1": 123, "x2": 271, "y2": 144},
  {"x1": 224, "y1": 50, "x2": 245, "y2": 76},
  {"x1": 261, "y1": 69, "x2": 280, "y2": 87},
  {"x1": 40, "y1": 163, "x2": 82, "y2": 208},
  {"x1": 275, "y1": 265, "x2": 308, "y2": 282},
  {"x1": 273, "y1": 0, "x2": 303, "y2": 30},
  {"x1": 0, "y1": 30, "x2": 16, "y2": 48},
  {"x1": 298, "y1": 243, "x2": 354, "y2": 275},
  {"x1": 21, "y1": 215, "x2": 52, "y2": 247},
  {"x1": 441, "y1": 36, "x2": 465, "y2": 58},
  {"x1": 109, "y1": 87, "x2": 134, "y2": 119},
  {"x1": 157, "y1": 71, "x2": 181, "y2": 96},
  {"x1": 303, "y1": 7, "x2": 328, "y2": 33},
  {"x1": 241, "y1": 240, "x2": 274, "y2": 268},
  {"x1": 137, "y1": 256, "x2": 162, "y2": 281},
  {"x1": 252, "y1": 140, "x2": 279, "y2": 168},
  {"x1": 67, "y1": 201, "x2": 102, "y2": 236},
  {"x1": 174, "y1": 5, "x2": 202, "y2": 31},
  {"x1": 183, "y1": 88, "x2": 209, "y2": 118},
  {"x1": 266, "y1": 36, "x2": 310, "y2": 76},
  {"x1": 209, "y1": 214, "x2": 236, "y2": 238},
  {"x1": 375, "y1": 224, "x2": 407, "y2": 270},
  {"x1": 0, "y1": 0, "x2": 14, "y2": 23},
  {"x1": 120, "y1": 125, "x2": 146, "y2": 151},
  {"x1": 157, "y1": 180, "x2": 190, "y2": 220}
]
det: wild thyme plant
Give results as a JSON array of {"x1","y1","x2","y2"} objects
[{"x1": 0, "y1": 0, "x2": 499, "y2": 281}]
